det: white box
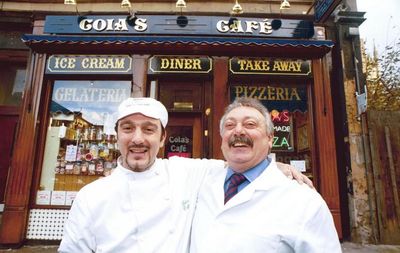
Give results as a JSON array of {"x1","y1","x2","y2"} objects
[
  {"x1": 36, "y1": 190, "x2": 51, "y2": 205},
  {"x1": 65, "y1": 191, "x2": 78, "y2": 206},
  {"x1": 50, "y1": 191, "x2": 66, "y2": 205},
  {"x1": 290, "y1": 160, "x2": 306, "y2": 172}
]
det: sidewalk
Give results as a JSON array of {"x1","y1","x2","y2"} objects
[{"x1": 1, "y1": 242, "x2": 400, "y2": 252}]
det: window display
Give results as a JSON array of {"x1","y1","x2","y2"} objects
[
  {"x1": 37, "y1": 80, "x2": 131, "y2": 206},
  {"x1": 230, "y1": 83, "x2": 315, "y2": 180}
]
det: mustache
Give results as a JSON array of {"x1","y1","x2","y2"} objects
[
  {"x1": 228, "y1": 135, "x2": 253, "y2": 147},
  {"x1": 128, "y1": 144, "x2": 149, "y2": 149}
]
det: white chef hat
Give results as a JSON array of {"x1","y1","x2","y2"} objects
[{"x1": 117, "y1": 97, "x2": 168, "y2": 128}]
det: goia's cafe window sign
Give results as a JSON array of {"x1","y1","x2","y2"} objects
[
  {"x1": 46, "y1": 55, "x2": 133, "y2": 74},
  {"x1": 165, "y1": 126, "x2": 193, "y2": 158},
  {"x1": 230, "y1": 84, "x2": 308, "y2": 152}
]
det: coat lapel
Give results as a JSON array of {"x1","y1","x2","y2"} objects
[{"x1": 222, "y1": 161, "x2": 288, "y2": 210}]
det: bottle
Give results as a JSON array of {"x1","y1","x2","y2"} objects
[
  {"x1": 89, "y1": 127, "x2": 97, "y2": 141},
  {"x1": 82, "y1": 127, "x2": 89, "y2": 141},
  {"x1": 65, "y1": 161, "x2": 74, "y2": 175},
  {"x1": 59, "y1": 159, "x2": 66, "y2": 174},
  {"x1": 90, "y1": 143, "x2": 99, "y2": 159},
  {"x1": 73, "y1": 161, "x2": 81, "y2": 175},
  {"x1": 88, "y1": 161, "x2": 96, "y2": 175},
  {"x1": 96, "y1": 126, "x2": 103, "y2": 141},
  {"x1": 96, "y1": 159, "x2": 104, "y2": 175},
  {"x1": 81, "y1": 161, "x2": 89, "y2": 176}
]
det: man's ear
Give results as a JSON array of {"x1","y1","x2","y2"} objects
[
  {"x1": 268, "y1": 134, "x2": 274, "y2": 150},
  {"x1": 160, "y1": 130, "x2": 167, "y2": 148}
]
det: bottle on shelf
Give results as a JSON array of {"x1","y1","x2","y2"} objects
[
  {"x1": 65, "y1": 161, "x2": 74, "y2": 175},
  {"x1": 81, "y1": 161, "x2": 89, "y2": 176},
  {"x1": 96, "y1": 159, "x2": 104, "y2": 175},
  {"x1": 88, "y1": 161, "x2": 96, "y2": 175},
  {"x1": 73, "y1": 161, "x2": 81, "y2": 175}
]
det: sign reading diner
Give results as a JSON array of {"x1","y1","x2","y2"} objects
[
  {"x1": 149, "y1": 56, "x2": 212, "y2": 74},
  {"x1": 229, "y1": 57, "x2": 312, "y2": 76},
  {"x1": 46, "y1": 55, "x2": 132, "y2": 74}
]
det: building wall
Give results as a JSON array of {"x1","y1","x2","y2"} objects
[
  {"x1": 332, "y1": 0, "x2": 376, "y2": 243},
  {"x1": 0, "y1": 0, "x2": 348, "y2": 246}
]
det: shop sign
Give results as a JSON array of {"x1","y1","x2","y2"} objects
[
  {"x1": 314, "y1": 0, "x2": 342, "y2": 22},
  {"x1": 46, "y1": 55, "x2": 132, "y2": 74},
  {"x1": 230, "y1": 58, "x2": 311, "y2": 76},
  {"x1": 149, "y1": 55, "x2": 212, "y2": 74},
  {"x1": 230, "y1": 85, "x2": 308, "y2": 112},
  {"x1": 165, "y1": 126, "x2": 193, "y2": 158},
  {"x1": 44, "y1": 15, "x2": 315, "y2": 39},
  {"x1": 271, "y1": 110, "x2": 294, "y2": 152},
  {"x1": 51, "y1": 81, "x2": 131, "y2": 126}
]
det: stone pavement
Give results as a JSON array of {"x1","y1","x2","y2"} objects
[{"x1": 0, "y1": 242, "x2": 400, "y2": 252}]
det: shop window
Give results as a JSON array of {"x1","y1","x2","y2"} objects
[
  {"x1": 230, "y1": 83, "x2": 315, "y2": 180},
  {"x1": 36, "y1": 80, "x2": 131, "y2": 206},
  {"x1": 0, "y1": 62, "x2": 26, "y2": 106}
]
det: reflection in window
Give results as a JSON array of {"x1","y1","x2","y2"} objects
[
  {"x1": 0, "y1": 63, "x2": 26, "y2": 106},
  {"x1": 37, "y1": 80, "x2": 131, "y2": 206}
]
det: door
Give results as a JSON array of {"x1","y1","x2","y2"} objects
[
  {"x1": 157, "y1": 80, "x2": 206, "y2": 159},
  {"x1": 163, "y1": 114, "x2": 202, "y2": 158},
  {"x1": 0, "y1": 111, "x2": 19, "y2": 204}
]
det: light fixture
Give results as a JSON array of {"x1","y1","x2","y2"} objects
[
  {"x1": 228, "y1": 17, "x2": 239, "y2": 29},
  {"x1": 177, "y1": 15, "x2": 188, "y2": 27},
  {"x1": 176, "y1": 0, "x2": 187, "y2": 8},
  {"x1": 231, "y1": 0, "x2": 243, "y2": 15},
  {"x1": 280, "y1": 0, "x2": 290, "y2": 10},
  {"x1": 121, "y1": 0, "x2": 131, "y2": 9},
  {"x1": 64, "y1": 0, "x2": 76, "y2": 5}
]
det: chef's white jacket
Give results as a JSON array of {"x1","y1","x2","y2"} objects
[
  {"x1": 190, "y1": 160, "x2": 342, "y2": 253},
  {"x1": 58, "y1": 156, "x2": 224, "y2": 253}
]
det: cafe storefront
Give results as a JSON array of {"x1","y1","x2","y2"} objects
[{"x1": 0, "y1": 14, "x2": 343, "y2": 244}]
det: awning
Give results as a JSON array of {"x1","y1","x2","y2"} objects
[{"x1": 22, "y1": 34, "x2": 334, "y2": 58}]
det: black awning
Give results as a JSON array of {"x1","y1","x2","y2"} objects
[{"x1": 22, "y1": 34, "x2": 334, "y2": 58}]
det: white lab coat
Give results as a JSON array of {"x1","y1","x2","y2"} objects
[
  {"x1": 190, "y1": 160, "x2": 342, "y2": 253},
  {"x1": 58, "y1": 156, "x2": 224, "y2": 253}
]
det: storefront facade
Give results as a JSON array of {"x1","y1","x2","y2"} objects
[{"x1": 0, "y1": 12, "x2": 343, "y2": 244}]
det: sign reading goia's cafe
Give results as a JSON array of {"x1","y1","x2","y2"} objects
[{"x1": 44, "y1": 15, "x2": 319, "y2": 40}]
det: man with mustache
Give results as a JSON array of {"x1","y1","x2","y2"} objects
[
  {"x1": 59, "y1": 97, "x2": 312, "y2": 253},
  {"x1": 190, "y1": 97, "x2": 341, "y2": 252}
]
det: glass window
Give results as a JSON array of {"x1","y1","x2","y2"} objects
[
  {"x1": 230, "y1": 83, "x2": 315, "y2": 180},
  {"x1": 0, "y1": 62, "x2": 26, "y2": 106},
  {"x1": 36, "y1": 80, "x2": 131, "y2": 206}
]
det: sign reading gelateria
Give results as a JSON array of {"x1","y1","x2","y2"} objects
[
  {"x1": 46, "y1": 55, "x2": 132, "y2": 74},
  {"x1": 230, "y1": 58, "x2": 312, "y2": 76},
  {"x1": 149, "y1": 55, "x2": 212, "y2": 74}
]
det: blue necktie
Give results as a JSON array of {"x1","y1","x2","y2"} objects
[{"x1": 224, "y1": 173, "x2": 247, "y2": 204}]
